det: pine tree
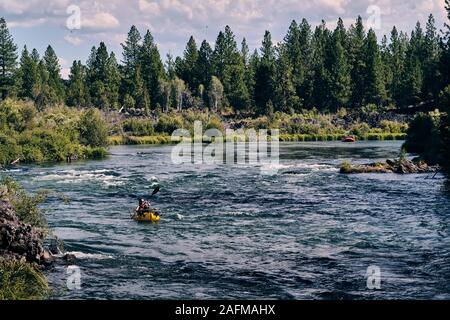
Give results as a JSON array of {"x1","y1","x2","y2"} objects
[
  {"x1": 89, "y1": 42, "x2": 109, "y2": 108},
  {"x1": 440, "y1": 1, "x2": 450, "y2": 93},
  {"x1": 133, "y1": 65, "x2": 150, "y2": 111},
  {"x1": 67, "y1": 60, "x2": 90, "y2": 107},
  {"x1": 106, "y1": 52, "x2": 121, "y2": 109},
  {"x1": 244, "y1": 45, "x2": 257, "y2": 112},
  {"x1": 363, "y1": 29, "x2": 387, "y2": 106},
  {"x1": 402, "y1": 22, "x2": 425, "y2": 105},
  {"x1": 0, "y1": 17, "x2": 17, "y2": 99},
  {"x1": 348, "y1": 16, "x2": 366, "y2": 108},
  {"x1": 310, "y1": 21, "x2": 331, "y2": 110},
  {"x1": 34, "y1": 61, "x2": 54, "y2": 109},
  {"x1": 197, "y1": 40, "x2": 213, "y2": 104},
  {"x1": 389, "y1": 27, "x2": 408, "y2": 105},
  {"x1": 241, "y1": 38, "x2": 250, "y2": 66},
  {"x1": 274, "y1": 45, "x2": 298, "y2": 112},
  {"x1": 225, "y1": 57, "x2": 249, "y2": 112},
  {"x1": 121, "y1": 26, "x2": 142, "y2": 103},
  {"x1": 166, "y1": 53, "x2": 176, "y2": 80},
  {"x1": 140, "y1": 30, "x2": 165, "y2": 108},
  {"x1": 380, "y1": 35, "x2": 393, "y2": 104},
  {"x1": 254, "y1": 31, "x2": 276, "y2": 114},
  {"x1": 177, "y1": 36, "x2": 199, "y2": 94},
  {"x1": 212, "y1": 31, "x2": 226, "y2": 81},
  {"x1": 18, "y1": 46, "x2": 39, "y2": 100},
  {"x1": 121, "y1": 25, "x2": 142, "y2": 74},
  {"x1": 43, "y1": 45, "x2": 64, "y2": 102},
  {"x1": 326, "y1": 21, "x2": 351, "y2": 110},
  {"x1": 423, "y1": 14, "x2": 440, "y2": 100}
]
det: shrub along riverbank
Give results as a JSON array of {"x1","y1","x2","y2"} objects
[
  {"x1": 0, "y1": 99, "x2": 108, "y2": 166},
  {"x1": 109, "y1": 108, "x2": 409, "y2": 145},
  {"x1": 0, "y1": 99, "x2": 409, "y2": 162}
]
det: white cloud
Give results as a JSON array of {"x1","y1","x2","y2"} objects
[
  {"x1": 9, "y1": 18, "x2": 47, "y2": 28},
  {"x1": 1, "y1": 0, "x2": 448, "y2": 62},
  {"x1": 64, "y1": 34, "x2": 82, "y2": 45},
  {"x1": 61, "y1": 67, "x2": 70, "y2": 80},
  {"x1": 81, "y1": 12, "x2": 120, "y2": 30},
  {"x1": 138, "y1": 0, "x2": 161, "y2": 15}
]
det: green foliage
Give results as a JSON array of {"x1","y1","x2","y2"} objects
[
  {"x1": 0, "y1": 100, "x2": 107, "y2": 164},
  {"x1": 403, "y1": 111, "x2": 442, "y2": 164},
  {"x1": 0, "y1": 18, "x2": 17, "y2": 100},
  {"x1": 125, "y1": 135, "x2": 172, "y2": 145},
  {"x1": 155, "y1": 113, "x2": 184, "y2": 134},
  {"x1": 77, "y1": 109, "x2": 108, "y2": 147},
  {"x1": 380, "y1": 120, "x2": 408, "y2": 133},
  {"x1": 340, "y1": 161, "x2": 353, "y2": 174},
  {"x1": 122, "y1": 118, "x2": 154, "y2": 136},
  {"x1": 0, "y1": 176, "x2": 48, "y2": 229},
  {"x1": 350, "y1": 122, "x2": 371, "y2": 138},
  {"x1": 0, "y1": 259, "x2": 49, "y2": 300}
]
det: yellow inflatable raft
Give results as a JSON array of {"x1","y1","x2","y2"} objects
[{"x1": 131, "y1": 211, "x2": 161, "y2": 222}]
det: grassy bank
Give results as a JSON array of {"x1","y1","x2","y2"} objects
[
  {"x1": 108, "y1": 135, "x2": 173, "y2": 145},
  {"x1": 279, "y1": 133, "x2": 406, "y2": 142},
  {"x1": 0, "y1": 260, "x2": 49, "y2": 300},
  {"x1": 108, "y1": 132, "x2": 406, "y2": 146}
]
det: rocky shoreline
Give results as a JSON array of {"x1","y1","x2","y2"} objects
[
  {"x1": 0, "y1": 200, "x2": 54, "y2": 268},
  {"x1": 340, "y1": 158, "x2": 440, "y2": 174}
]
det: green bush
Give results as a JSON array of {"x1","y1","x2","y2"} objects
[
  {"x1": 380, "y1": 120, "x2": 408, "y2": 133},
  {"x1": 0, "y1": 101, "x2": 108, "y2": 164},
  {"x1": 350, "y1": 122, "x2": 371, "y2": 138},
  {"x1": 0, "y1": 177, "x2": 48, "y2": 229},
  {"x1": 122, "y1": 118, "x2": 154, "y2": 136},
  {"x1": 78, "y1": 109, "x2": 108, "y2": 147},
  {"x1": 403, "y1": 111, "x2": 442, "y2": 164},
  {"x1": 155, "y1": 114, "x2": 184, "y2": 134},
  {"x1": 83, "y1": 147, "x2": 108, "y2": 159},
  {"x1": 205, "y1": 115, "x2": 224, "y2": 133}
]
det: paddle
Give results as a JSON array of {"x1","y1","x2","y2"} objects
[{"x1": 151, "y1": 185, "x2": 160, "y2": 197}]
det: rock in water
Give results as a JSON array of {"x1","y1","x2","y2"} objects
[
  {"x1": 63, "y1": 253, "x2": 77, "y2": 263},
  {"x1": 340, "y1": 159, "x2": 439, "y2": 175}
]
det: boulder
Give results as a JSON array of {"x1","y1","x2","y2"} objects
[
  {"x1": 0, "y1": 199, "x2": 51, "y2": 267},
  {"x1": 63, "y1": 253, "x2": 77, "y2": 263}
]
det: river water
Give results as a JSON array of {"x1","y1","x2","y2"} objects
[{"x1": 3, "y1": 141, "x2": 450, "y2": 299}]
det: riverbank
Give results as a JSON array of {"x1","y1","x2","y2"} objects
[
  {"x1": 108, "y1": 132, "x2": 406, "y2": 146},
  {"x1": 0, "y1": 178, "x2": 53, "y2": 300}
]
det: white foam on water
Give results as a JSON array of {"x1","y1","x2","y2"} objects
[
  {"x1": 63, "y1": 251, "x2": 114, "y2": 260},
  {"x1": 34, "y1": 169, "x2": 125, "y2": 186},
  {"x1": 261, "y1": 162, "x2": 339, "y2": 173},
  {"x1": 176, "y1": 214, "x2": 184, "y2": 220}
]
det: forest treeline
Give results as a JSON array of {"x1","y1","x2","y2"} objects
[{"x1": 0, "y1": 11, "x2": 449, "y2": 115}]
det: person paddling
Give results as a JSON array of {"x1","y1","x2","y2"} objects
[{"x1": 136, "y1": 198, "x2": 151, "y2": 216}]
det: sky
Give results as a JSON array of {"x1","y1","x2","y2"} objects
[{"x1": 0, "y1": 0, "x2": 447, "y2": 79}]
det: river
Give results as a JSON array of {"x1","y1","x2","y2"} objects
[{"x1": 3, "y1": 141, "x2": 450, "y2": 299}]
